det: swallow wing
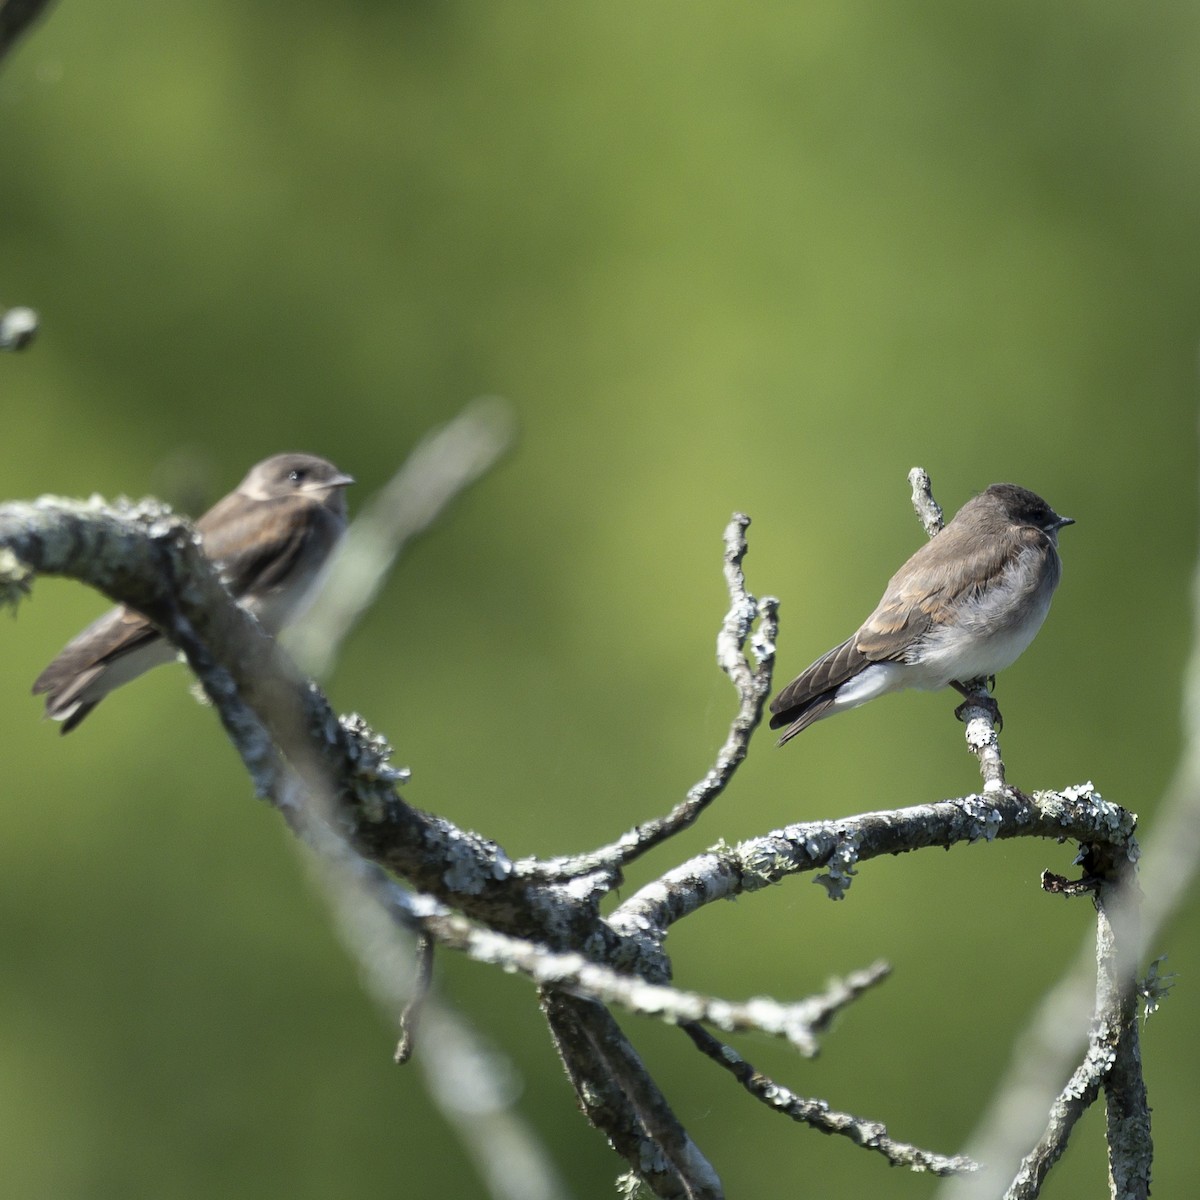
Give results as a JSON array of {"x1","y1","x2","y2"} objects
[
  {"x1": 854, "y1": 523, "x2": 1043, "y2": 659},
  {"x1": 769, "y1": 523, "x2": 1039, "y2": 741},
  {"x1": 196, "y1": 494, "x2": 327, "y2": 599},
  {"x1": 767, "y1": 635, "x2": 869, "y2": 740},
  {"x1": 32, "y1": 605, "x2": 161, "y2": 726}
]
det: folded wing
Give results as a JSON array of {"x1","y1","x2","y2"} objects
[
  {"x1": 769, "y1": 517, "x2": 1035, "y2": 742},
  {"x1": 31, "y1": 605, "x2": 162, "y2": 732}
]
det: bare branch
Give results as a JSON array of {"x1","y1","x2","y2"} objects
[
  {"x1": 0, "y1": 0, "x2": 52, "y2": 65},
  {"x1": 907, "y1": 469, "x2": 1010, "y2": 790},
  {"x1": 611, "y1": 784, "x2": 1136, "y2": 941},
  {"x1": 6, "y1": 468, "x2": 1146, "y2": 1197},
  {"x1": 791, "y1": 958, "x2": 893, "y2": 1036},
  {"x1": 543, "y1": 992, "x2": 722, "y2": 1200},
  {"x1": 956, "y1": 688, "x2": 1009, "y2": 793},
  {"x1": 938, "y1": 834, "x2": 1150, "y2": 1200},
  {"x1": 0, "y1": 495, "x2": 630, "y2": 961},
  {"x1": 1001, "y1": 1033, "x2": 1108, "y2": 1198},
  {"x1": 291, "y1": 396, "x2": 516, "y2": 678},
  {"x1": 682, "y1": 1022, "x2": 977, "y2": 1176},
  {"x1": 1001, "y1": 861, "x2": 1151, "y2": 1200},
  {"x1": 519, "y1": 513, "x2": 777, "y2": 882},
  {"x1": 1094, "y1": 862, "x2": 1152, "y2": 1199},
  {"x1": 908, "y1": 466, "x2": 945, "y2": 537},
  {"x1": 394, "y1": 932, "x2": 435, "y2": 1064},
  {"x1": 396, "y1": 898, "x2": 891, "y2": 1054}
]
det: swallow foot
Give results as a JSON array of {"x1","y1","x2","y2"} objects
[{"x1": 951, "y1": 682, "x2": 1003, "y2": 731}]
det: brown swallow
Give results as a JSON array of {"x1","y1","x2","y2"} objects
[
  {"x1": 769, "y1": 483, "x2": 1074, "y2": 744},
  {"x1": 33, "y1": 453, "x2": 353, "y2": 732}
]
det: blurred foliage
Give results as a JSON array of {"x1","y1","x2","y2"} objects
[{"x1": 1, "y1": 2, "x2": 1198, "y2": 1197}]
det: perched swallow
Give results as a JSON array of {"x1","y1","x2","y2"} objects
[
  {"x1": 33, "y1": 452, "x2": 353, "y2": 732},
  {"x1": 769, "y1": 483, "x2": 1073, "y2": 744}
]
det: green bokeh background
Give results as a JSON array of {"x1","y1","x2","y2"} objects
[{"x1": 1, "y1": 3, "x2": 1197, "y2": 1197}]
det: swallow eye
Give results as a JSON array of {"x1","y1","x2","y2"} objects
[{"x1": 288, "y1": 468, "x2": 306, "y2": 484}]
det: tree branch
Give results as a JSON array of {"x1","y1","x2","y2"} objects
[
  {"x1": 294, "y1": 812, "x2": 573, "y2": 1200},
  {"x1": 908, "y1": 466, "x2": 945, "y2": 537},
  {"x1": 291, "y1": 396, "x2": 516, "y2": 679},
  {"x1": 0, "y1": 0, "x2": 52, "y2": 66},
  {"x1": 3, "y1": 466, "x2": 1148, "y2": 1198},
  {"x1": 543, "y1": 992, "x2": 721, "y2": 1200},
  {"x1": 683, "y1": 1021, "x2": 977, "y2": 1175},
  {"x1": 519, "y1": 513, "x2": 777, "y2": 882},
  {"x1": 908, "y1": 468, "x2": 1008, "y2": 791},
  {"x1": 0, "y1": 495, "x2": 633, "y2": 955},
  {"x1": 610, "y1": 784, "x2": 1137, "y2": 942}
]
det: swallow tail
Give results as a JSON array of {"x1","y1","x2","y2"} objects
[
  {"x1": 32, "y1": 607, "x2": 167, "y2": 733},
  {"x1": 768, "y1": 636, "x2": 869, "y2": 743}
]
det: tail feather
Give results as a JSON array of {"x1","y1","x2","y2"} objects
[
  {"x1": 34, "y1": 662, "x2": 105, "y2": 726},
  {"x1": 771, "y1": 694, "x2": 841, "y2": 744},
  {"x1": 769, "y1": 636, "x2": 869, "y2": 743},
  {"x1": 59, "y1": 700, "x2": 99, "y2": 734},
  {"x1": 32, "y1": 606, "x2": 164, "y2": 733}
]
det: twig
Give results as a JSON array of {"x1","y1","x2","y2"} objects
[
  {"x1": 1003, "y1": 1027, "x2": 1112, "y2": 1198},
  {"x1": 518, "y1": 513, "x2": 777, "y2": 881},
  {"x1": 791, "y1": 958, "x2": 893, "y2": 1035},
  {"x1": 1040, "y1": 870, "x2": 1099, "y2": 898},
  {"x1": 611, "y1": 784, "x2": 1136, "y2": 938},
  {"x1": 1002, "y1": 855, "x2": 1151, "y2": 1200},
  {"x1": 377, "y1": 888, "x2": 884, "y2": 1053},
  {"x1": 419, "y1": 1000, "x2": 578, "y2": 1200},
  {"x1": 908, "y1": 466, "x2": 945, "y2": 537},
  {"x1": 0, "y1": 0, "x2": 53, "y2": 65},
  {"x1": 907, "y1": 469, "x2": 1007, "y2": 790},
  {"x1": 291, "y1": 396, "x2": 516, "y2": 679},
  {"x1": 543, "y1": 992, "x2": 722, "y2": 1200},
  {"x1": 682, "y1": 1021, "x2": 977, "y2": 1176},
  {"x1": 937, "y1": 841, "x2": 1149, "y2": 1200},
  {"x1": 957, "y1": 688, "x2": 1008, "y2": 793},
  {"x1": 0, "y1": 495, "x2": 630, "y2": 961},
  {"x1": 1094, "y1": 858, "x2": 1152, "y2": 1198},
  {"x1": 395, "y1": 932, "x2": 435, "y2": 1064},
  {"x1": 6, "y1": 471, "x2": 1152, "y2": 1197}
]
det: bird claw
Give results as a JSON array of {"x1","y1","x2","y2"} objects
[{"x1": 953, "y1": 691, "x2": 1003, "y2": 731}]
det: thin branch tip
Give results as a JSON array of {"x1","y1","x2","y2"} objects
[{"x1": 908, "y1": 466, "x2": 945, "y2": 538}]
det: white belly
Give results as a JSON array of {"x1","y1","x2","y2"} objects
[{"x1": 907, "y1": 552, "x2": 1057, "y2": 688}]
